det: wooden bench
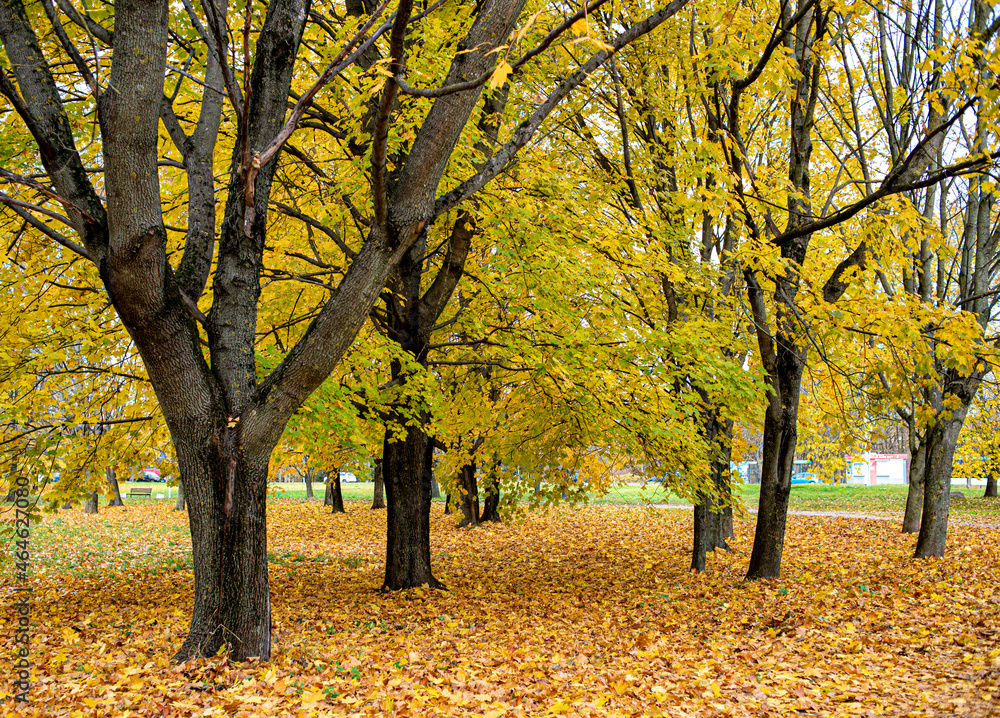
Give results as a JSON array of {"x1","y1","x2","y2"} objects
[{"x1": 126, "y1": 487, "x2": 152, "y2": 499}]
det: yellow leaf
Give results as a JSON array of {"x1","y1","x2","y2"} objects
[{"x1": 489, "y1": 61, "x2": 512, "y2": 92}]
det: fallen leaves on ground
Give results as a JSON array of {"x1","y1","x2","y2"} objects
[{"x1": 2, "y1": 501, "x2": 998, "y2": 717}]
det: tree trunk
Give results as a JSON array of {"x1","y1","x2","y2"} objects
[
  {"x1": 84, "y1": 491, "x2": 99, "y2": 514},
  {"x1": 304, "y1": 467, "x2": 315, "y2": 499},
  {"x1": 902, "y1": 432, "x2": 927, "y2": 533},
  {"x1": 914, "y1": 414, "x2": 966, "y2": 558},
  {"x1": 371, "y1": 459, "x2": 385, "y2": 509},
  {"x1": 480, "y1": 465, "x2": 501, "y2": 523},
  {"x1": 323, "y1": 469, "x2": 335, "y2": 507},
  {"x1": 382, "y1": 425, "x2": 440, "y2": 589},
  {"x1": 330, "y1": 471, "x2": 345, "y2": 514},
  {"x1": 106, "y1": 467, "x2": 124, "y2": 507},
  {"x1": 4, "y1": 485, "x2": 16, "y2": 502},
  {"x1": 174, "y1": 480, "x2": 186, "y2": 511},
  {"x1": 430, "y1": 476, "x2": 441, "y2": 499},
  {"x1": 61, "y1": 501, "x2": 74, "y2": 510},
  {"x1": 985, "y1": 474, "x2": 998, "y2": 498},
  {"x1": 746, "y1": 343, "x2": 803, "y2": 580},
  {"x1": 444, "y1": 493, "x2": 452, "y2": 514},
  {"x1": 692, "y1": 414, "x2": 733, "y2": 572},
  {"x1": 456, "y1": 462, "x2": 480, "y2": 528},
  {"x1": 173, "y1": 449, "x2": 271, "y2": 663}
]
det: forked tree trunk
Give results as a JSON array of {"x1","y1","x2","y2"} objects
[
  {"x1": 304, "y1": 467, "x2": 315, "y2": 499},
  {"x1": 902, "y1": 434, "x2": 927, "y2": 533},
  {"x1": 330, "y1": 472, "x2": 345, "y2": 514},
  {"x1": 84, "y1": 491, "x2": 99, "y2": 514},
  {"x1": 106, "y1": 467, "x2": 124, "y2": 507},
  {"x1": 914, "y1": 414, "x2": 966, "y2": 558},
  {"x1": 456, "y1": 462, "x2": 480, "y2": 528},
  {"x1": 382, "y1": 425, "x2": 440, "y2": 589},
  {"x1": 174, "y1": 480, "x2": 186, "y2": 511},
  {"x1": 372, "y1": 459, "x2": 385, "y2": 509}
]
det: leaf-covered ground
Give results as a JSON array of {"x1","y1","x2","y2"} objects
[{"x1": 2, "y1": 501, "x2": 999, "y2": 717}]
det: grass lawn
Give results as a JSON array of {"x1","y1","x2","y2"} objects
[{"x1": 262, "y1": 480, "x2": 1000, "y2": 520}]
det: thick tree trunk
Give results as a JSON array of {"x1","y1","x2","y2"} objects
[
  {"x1": 330, "y1": 471, "x2": 345, "y2": 513},
  {"x1": 372, "y1": 459, "x2": 385, "y2": 509},
  {"x1": 106, "y1": 467, "x2": 124, "y2": 507},
  {"x1": 430, "y1": 476, "x2": 441, "y2": 499},
  {"x1": 985, "y1": 474, "x2": 998, "y2": 498},
  {"x1": 902, "y1": 434, "x2": 927, "y2": 533},
  {"x1": 174, "y1": 480, "x2": 186, "y2": 512},
  {"x1": 173, "y1": 449, "x2": 271, "y2": 662},
  {"x1": 746, "y1": 344, "x2": 803, "y2": 580},
  {"x1": 304, "y1": 467, "x2": 315, "y2": 499},
  {"x1": 456, "y1": 462, "x2": 480, "y2": 528},
  {"x1": 382, "y1": 425, "x2": 440, "y2": 589},
  {"x1": 914, "y1": 415, "x2": 966, "y2": 558},
  {"x1": 84, "y1": 491, "x2": 99, "y2": 514}
]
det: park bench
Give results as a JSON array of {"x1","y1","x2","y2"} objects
[{"x1": 126, "y1": 487, "x2": 152, "y2": 499}]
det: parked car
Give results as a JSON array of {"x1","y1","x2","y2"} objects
[
  {"x1": 340, "y1": 471, "x2": 358, "y2": 483},
  {"x1": 141, "y1": 468, "x2": 164, "y2": 482},
  {"x1": 790, "y1": 472, "x2": 819, "y2": 485}
]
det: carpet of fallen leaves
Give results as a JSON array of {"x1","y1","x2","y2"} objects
[{"x1": 2, "y1": 500, "x2": 999, "y2": 717}]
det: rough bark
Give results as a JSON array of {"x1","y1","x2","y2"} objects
[
  {"x1": 106, "y1": 467, "x2": 124, "y2": 507},
  {"x1": 456, "y1": 462, "x2": 480, "y2": 528},
  {"x1": 330, "y1": 471, "x2": 345, "y2": 513},
  {"x1": 372, "y1": 459, "x2": 385, "y2": 509},
  {"x1": 692, "y1": 413, "x2": 733, "y2": 572},
  {"x1": 382, "y1": 426, "x2": 440, "y2": 589},
  {"x1": 986, "y1": 474, "x2": 998, "y2": 498},
  {"x1": 902, "y1": 431, "x2": 927, "y2": 533},
  {"x1": 174, "y1": 480, "x2": 186, "y2": 512},
  {"x1": 304, "y1": 467, "x2": 315, "y2": 499},
  {"x1": 915, "y1": 409, "x2": 971, "y2": 557},
  {"x1": 479, "y1": 465, "x2": 501, "y2": 523},
  {"x1": 746, "y1": 335, "x2": 804, "y2": 580},
  {"x1": 84, "y1": 491, "x2": 98, "y2": 514}
]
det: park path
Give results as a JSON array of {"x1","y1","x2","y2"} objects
[{"x1": 651, "y1": 503, "x2": 1000, "y2": 529}]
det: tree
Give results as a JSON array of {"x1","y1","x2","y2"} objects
[
  {"x1": 106, "y1": 468, "x2": 124, "y2": 508},
  {"x1": 1, "y1": 0, "x2": 697, "y2": 658},
  {"x1": 372, "y1": 458, "x2": 386, "y2": 510}
]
